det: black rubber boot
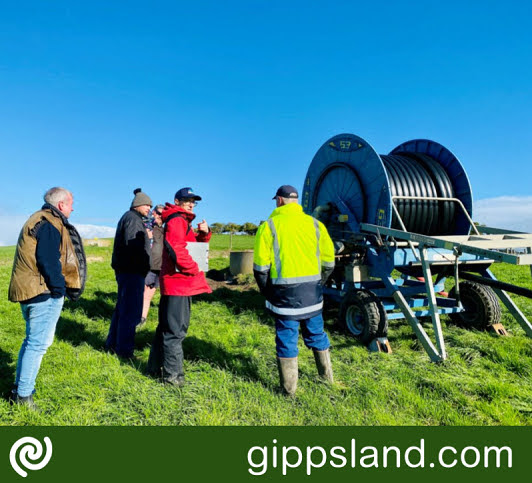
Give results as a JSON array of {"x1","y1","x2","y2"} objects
[
  {"x1": 277, "y1": 357, "x2": 298, "y2": 397},
  {"x1": 8, "y1": 385, "x2": 17, "y2": 403},
  {"x1": 313, "y1": 349, "x2": 334, "y2": 382},
  {"x1": 15, "y1": 394, "x2": 40, "y2": 412},
  {"x1": 163, "y1": 375, "x2": 185, "y2": 388}
]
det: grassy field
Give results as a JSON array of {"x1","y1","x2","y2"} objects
[{"x1": 1, "y1": 234, "x2": 532, "y2": 426}]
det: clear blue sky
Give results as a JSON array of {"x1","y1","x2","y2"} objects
[{"x1": 1, "y1": 1, "x2": 531, "y2": 237}]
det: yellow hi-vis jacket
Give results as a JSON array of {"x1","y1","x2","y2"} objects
[{"x1": 253, "y1": 202, "x2": 335, "y2": 320}]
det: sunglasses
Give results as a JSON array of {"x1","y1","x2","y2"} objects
[{"x1": 154, "y1": 211, "x2": 162, "y2": 216}]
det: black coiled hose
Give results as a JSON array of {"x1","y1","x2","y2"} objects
[{"x1": 381, "y1": 153, "x2": 456, "y2": 235}]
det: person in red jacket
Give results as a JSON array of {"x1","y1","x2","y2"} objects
[{"x1": 147, "y1": 187, "x2": 212, "y2": 386}]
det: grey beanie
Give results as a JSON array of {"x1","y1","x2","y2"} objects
[{"x1": 130, "y1": 188, "x2": 153, "y2": 208}]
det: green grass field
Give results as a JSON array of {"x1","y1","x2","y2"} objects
[{"x1": 1, "y1": 234, "x2": 532, "y2": 426}]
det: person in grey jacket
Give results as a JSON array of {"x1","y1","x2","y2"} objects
[
  {"x1": 105, "y1": 188, "x2": 152, "y2": 358},
  {"x1": 139, "y1": 204, "x2": 164, "y2": 328}
]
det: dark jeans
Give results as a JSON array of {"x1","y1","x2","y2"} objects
[
  {"x1": 147, "y1": 295, "x2": 191, "y2": 380},
  {"x1": 106, "y1": 272, "x2": 145, "y2": 358}
]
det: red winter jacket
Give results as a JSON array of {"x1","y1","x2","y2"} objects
[{"x1": 160, "y1": 203, "x2": 212, "y2": 296}]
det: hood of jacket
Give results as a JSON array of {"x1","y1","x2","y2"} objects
[
  {"x1": 42, "y1": 202, "x2": 69, "y2": 225},
  {"x1": 162, "y1": 203, "x2": 196, "y2": 223}
]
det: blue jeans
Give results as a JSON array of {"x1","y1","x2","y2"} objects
[
  {"x1": 15, "y1": 296, "x2": 64, "y2": 397},
  {"x1": 106, "y1": 272, "x2": 145, "y2": 358},
  {"x1": 275, "y1": 314, "x2": 330, "y2": 358}
]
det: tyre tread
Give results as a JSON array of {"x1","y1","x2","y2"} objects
[
  {"x1": 449, "y1": 280, "x2": 501, "y2": 329},
  {"x1": 339, "y1": 289, "x2": 388, "y2": 344}
]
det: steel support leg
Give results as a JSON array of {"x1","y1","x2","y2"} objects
[
  {"x1": 419, "y1": 246, "x2": 447, "y2": 360},
  {"x1": 483, "y1": 269, "x2": 532, "y2": 338},
  {"x1": 383, "y1": 276, "x2": 444, "y2": 362}
]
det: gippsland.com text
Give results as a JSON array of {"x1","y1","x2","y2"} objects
[{"x1": 247, "y1": 438, "x2": 512, "y2": 476}]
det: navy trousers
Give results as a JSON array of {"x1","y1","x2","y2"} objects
[{"x1": 106, "y1": 272, "x2": 145, "y2": 358}]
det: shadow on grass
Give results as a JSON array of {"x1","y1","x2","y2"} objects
[
  {"x1": 56, "y1": 289, "x2": 120, "y2": 350},
  {"x1": 134, "y1": 327, "x2": 156, "y2": 351},
  {"x1": 55, "y1": 315, "x2": 107, "y2": 350},
  {"x1": 196, "y1": 286, "x2": 272, "y2": 324},
  {"x1": 0, "y1": 347, "x2": 15, "y2": 398},
  {"x1": 184, "y1": 336, "x2": 268, "y2": 385},
  {"x1": 55, "y1": 290, "x2": 118, "y2": 351},
  {"x1": 57, "y1": 290, "x2": 159, "y2": 367},
  {"x1": 64, "y1": 290, "x2": 116, "y2": 320}
]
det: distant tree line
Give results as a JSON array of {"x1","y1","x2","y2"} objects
[{"x1": 210, "y1": 222, "x2": 260, "y2": 235}]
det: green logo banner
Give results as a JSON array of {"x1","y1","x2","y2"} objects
[{"x1": 0, "y1": 427, "x2": 529, "y2": 482}]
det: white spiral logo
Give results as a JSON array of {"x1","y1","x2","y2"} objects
[{"x1": 9, "y1": 436, "x2": 53, "y2": 478}]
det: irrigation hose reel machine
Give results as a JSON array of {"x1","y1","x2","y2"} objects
[{"x1": 303, "y1": 133, "x2": 532, "y2": 362}]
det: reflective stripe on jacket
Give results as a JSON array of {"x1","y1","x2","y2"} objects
[{"x1": 253, "y1": 203, "x2": 335, "y2": 320}]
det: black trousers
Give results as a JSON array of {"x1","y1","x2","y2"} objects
[{"x1": 147, "y1": 295, "x2": 191, "y2": 379}]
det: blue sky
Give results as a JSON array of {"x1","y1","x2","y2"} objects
[{"x1": 1, "y1": 0, "x2": 531, "y2": 244}]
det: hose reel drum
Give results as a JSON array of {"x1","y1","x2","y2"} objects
[{"x1": 302, "y1": 133, "x2": 474, "y2": 241}]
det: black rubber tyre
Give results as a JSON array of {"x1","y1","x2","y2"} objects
[
  {"x1": 339, "y1": 290, "x2": 388, "y2": 344},
  {"x1": 449, "y1": 280, "x2": 501, "y2": 329}
]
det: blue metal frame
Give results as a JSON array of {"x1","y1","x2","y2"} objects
[{"x1": 307, "y1": 133, "x2": 532, "y2": 362}]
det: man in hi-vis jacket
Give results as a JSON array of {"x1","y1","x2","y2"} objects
[{"x1": 253, "y1": 185, "x2": 335, "y2": 396}]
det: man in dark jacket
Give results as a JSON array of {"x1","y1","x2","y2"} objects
[
  {"x1": 106, "y1": 188, "x2": 152, "y2": 358},
  {"x1": 147, "y1": 187, "x2": 211, "y2": 386},
  {"x1": 9, "y1": 187, "x2": 86, "y2": 409}
]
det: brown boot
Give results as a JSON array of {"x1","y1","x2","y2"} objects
[
  {"x1": 277, "y1": 357, "x2": 298, "y2": 396},
  {"x1": 313, "y1": 349, "x2": 333, "y2": 382}
]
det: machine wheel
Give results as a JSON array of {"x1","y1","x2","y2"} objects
[
  {"x1": 339, "y1": 290, "x2": 388, "y2": 344},
  {"x1": 449, "y1": 280, "x2": 501, "y2": 329}
]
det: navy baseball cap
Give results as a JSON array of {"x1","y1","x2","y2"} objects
[
  {"x1": 174, "y1": 187, "x2": 202, "y2": 201},
  {"x1": 273, "y1": 185, "x2": 299, "y2": 199}
]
